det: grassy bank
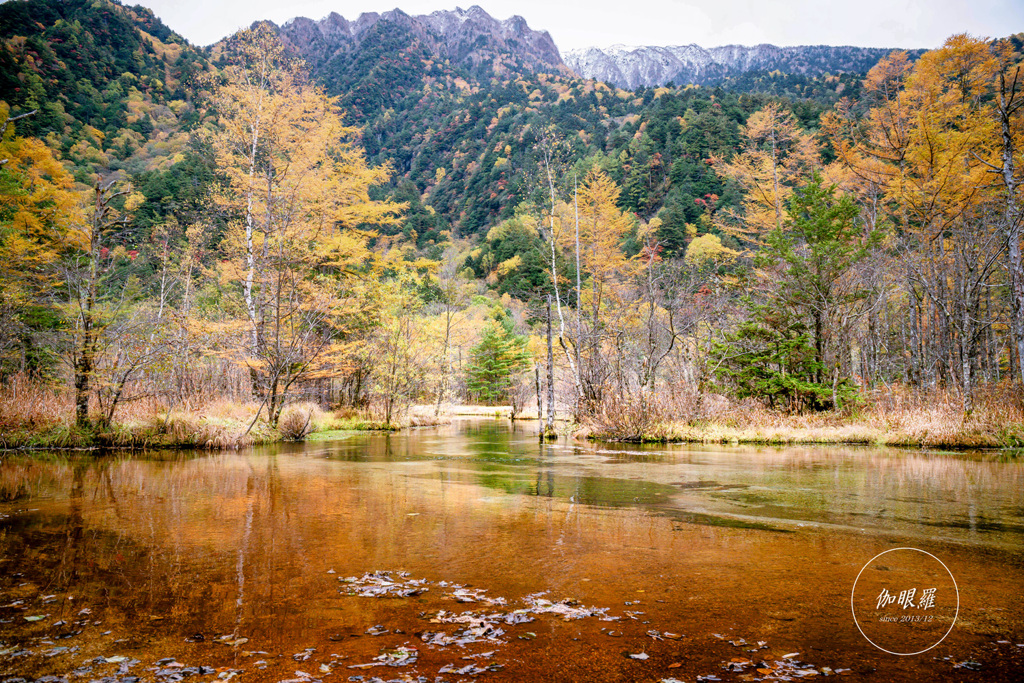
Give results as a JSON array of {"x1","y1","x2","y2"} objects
[
  {"x1": 0, "y1": 377, "x2": 450, "y2": 451},
  {"x1": 5, "y1": 375, "x2": 1022, "y2": 452},
  {"x1": 582, "y1": 384, "x2": 1024, "y2": 449}
]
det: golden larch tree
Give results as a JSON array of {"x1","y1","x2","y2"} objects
[{"x1": 207, "y1": 24, "x2": 402, "y2": 425}]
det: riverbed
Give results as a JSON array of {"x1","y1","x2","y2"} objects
[{"x1": 1, "y1": 419, "x2": 1021, "y2": 682}]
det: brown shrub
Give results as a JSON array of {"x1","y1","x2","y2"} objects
[
  {"x1": 586, "y1": 392, "x2": 675, "y2": 442},
  {"x1": 278, "y1": 402, "x2": 323, "y2": 440},
  {"x1": 0, "y1": 374, "x2": 72, "y2": 431}
]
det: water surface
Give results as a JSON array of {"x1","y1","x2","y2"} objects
[{"x1": 1, "y1": 420, "x2": 1022, "y2": 681}]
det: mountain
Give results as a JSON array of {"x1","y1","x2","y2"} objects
[
  {"x1": 0, "y1": 0, "x2": 206, "y2": 183},
  {"x1": 276, "y1": 6, "x2": 565, "y2": 77},
  {"x1": 266, "y1": 5, "x2": 567, "y2": 122},
  {"x1": 0, "y1": 0, "x2": 923, "y2": 257},
  {"x1": 564, "y1": 43, "x2": 922, "y2": 89}
]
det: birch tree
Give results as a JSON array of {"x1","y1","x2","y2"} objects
[{"x1": 208, "y1": 25, "x2": 401, "y2": 425}]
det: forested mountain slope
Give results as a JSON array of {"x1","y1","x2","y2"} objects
[{"x1": 0, "y1": 0, "x2": 207, "y2": 183}]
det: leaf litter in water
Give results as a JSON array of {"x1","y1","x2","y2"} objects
[
  {"x1": 214, "y1": 635, "x2": 249, "y2": 647},
  {"x1": 438, "y1": 662, "x2": 503, "y2": 675},
  {"x1": 340, "y1": 572, "x2": 430, "y2": 598},
  {"x1": 954, "y1": 660, "x2": 982, "y2": 671},
  {"x1": 702, "y1": 649, "x2": 851, "y2": 681},
  {"x1": 374, "y1": 647, "x2": 418, "y2": 667},
  {"x1": 340, "y1": 568, "x2": 837, "y2": 680}
]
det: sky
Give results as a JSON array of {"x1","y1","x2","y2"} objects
[{"x1": 132, "y1": 0, "x2": 1024, "y2": 51}]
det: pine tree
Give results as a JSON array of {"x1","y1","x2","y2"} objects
[
  {"x1": 713, "y1": 175, "x2": 875, "y2": 411},
  {"x1": 465, "y1": 315, "x2": 530, "y2": 405}
]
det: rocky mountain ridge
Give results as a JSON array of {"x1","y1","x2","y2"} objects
[
  {"x1": 275, "y1": 5, "x2": 565, "y2": 76},
  {"x1": 272, "y1": 6, "x2": 920, "y2": 90},
  {"x1": 563, "y1": 43, "x2": 921, "y2": 89}
]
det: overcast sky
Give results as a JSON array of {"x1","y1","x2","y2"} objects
[{"x1": 133, "y1": 0, "x2": 1024, "y2": 51}]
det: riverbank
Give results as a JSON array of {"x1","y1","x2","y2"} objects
[
  {"x1": 581, "y1": 385, "x2": 1024, "y2": 449},
  {"x1": 0, "y1": 382, "x2": 453, "y2": 451},
  {"x1": 3, "y1": 377, "x2": 1022, "y2": 452}
]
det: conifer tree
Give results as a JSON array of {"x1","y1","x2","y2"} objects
[
  {"x1": 713, "y1": 175, "x2": 874, "y2": 410},
  {"x1": 465, "y1": 314, "x2": 530, "y2": 405}
]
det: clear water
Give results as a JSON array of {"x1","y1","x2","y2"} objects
[{"x1": 1, "y1": 419, "x2": 1021, "y2": 681}]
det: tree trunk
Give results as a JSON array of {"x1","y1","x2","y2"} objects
[
  {"x1": 534, "y1": 365, "x2": 543, "y2": 437},
  {"x1": 999, "y1": 66, "x2": 1024, "y2": 386},
  {"x1": 74, "y1": 184, "x2": 108, "y2": 430},
  {"x1": 435, "y1": 305, "x2": 452, "y2": 417},
  {"x1": 545, "y1": 295, "x2": 555, "y2": 435},
  {"x1": 74, "y1": 318, "x2": 94, "y2": 429},
  {"x1": 961, "y1": 306, "x2": 975, "y2": 416}
]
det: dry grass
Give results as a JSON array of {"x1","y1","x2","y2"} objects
[
  {"x1": 278, "y1": 402, "x2": 325, "y2": 440},
  {"x1": 586, "y1": 383, "x2": 1024, "y2": 449},
  {"x1": 0, "y1": 374, "x2": 283, "y2": 450},
  {"x1": 407, "y1": 404, "x2": 455, "y2": 427},
  {"x1": 0, "y1": 375, "x2": 72, "y2": 434},
  {"x1": 154, "y1": 404, "x2": 277, "y2": 449},
  {"x1": 0, "y1": 372, "x2": 414, "y2": 450},
  {"x1": 5, "y1": 371, "x2": 1020, "y2": 452}
]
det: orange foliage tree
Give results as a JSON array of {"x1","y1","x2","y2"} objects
[
  {"x1": 0, "y1": 105, "x2": 79, "y2": 377},
  {"x1": 712, "y1": 103, "x2": 820, "y2": 249},
  {"x1": 825, "y1": 35, "x2": 1023, "y2": 408}
]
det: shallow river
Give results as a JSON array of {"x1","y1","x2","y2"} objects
[{"x1": 1, "y1": 419, "x2": 1022, "y2": 682}]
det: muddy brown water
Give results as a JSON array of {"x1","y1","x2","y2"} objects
[{"x1": 1, "y1": 419, "x2": 1022, "y2": 682}]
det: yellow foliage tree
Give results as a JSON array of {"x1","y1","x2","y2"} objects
[
  {"x1": 712, "y1": 103, "x2": 820, "y2": 248},
  {"x1": 555, "y1": 168, "x2": 636, "y2": 406},
  {"x1": 825, "y1": 34, "x2": 1022, "y2": 405},
  {"x1": 684, "y1": 233, "x2": 739, "y2": 269},
  {"x1": 207, "y1": 25, "x2": 403, "y2": 425},
  {"x1": 0, "y1": 105, "x2": 80, "y2": 375}
]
